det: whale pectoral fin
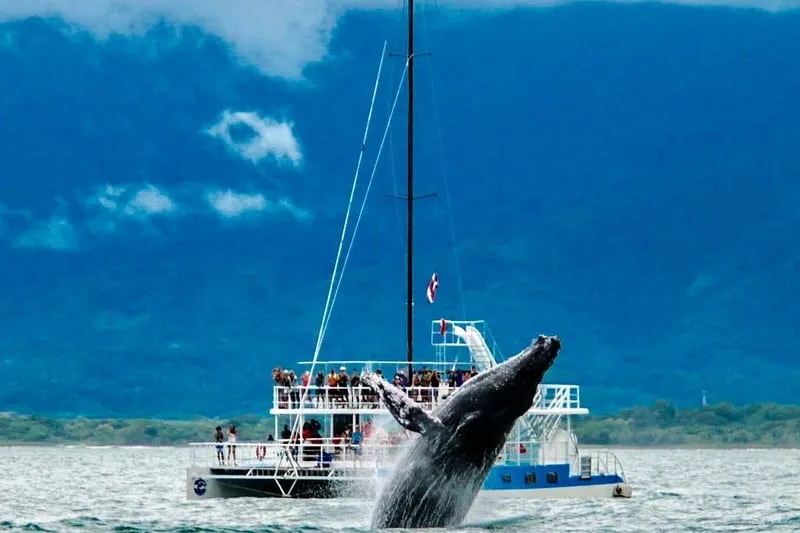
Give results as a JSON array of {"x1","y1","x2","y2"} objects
[{"x1": 362, "y1": 374, "x2": 444, "y2": 435}]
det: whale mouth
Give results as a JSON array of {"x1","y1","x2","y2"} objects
[{"x1": 532, "y1": 334, "x2": 561, "y2": 363}]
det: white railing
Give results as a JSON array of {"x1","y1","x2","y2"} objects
[
  {"x1": 292, "y1": 360, "x2": 470, "y2": 374},
  {"x1": 496, "y1": 440, "x2": 543, "y2": 466},
  {"x1": 188, "y1": 438, "x2": 556, "y2": 473},
  {"x1": 430, "y1": 320, "x2": 489, "y2": 348},
  {"x1": 187, "y1": 441, "x2": 623, "y2": 483},
  {"x1": 588, "y1": 450, "x2": 626, "y2": 479},
  {"x1": 271, "y1": 383, "x2": 584, "y2": 414},
  {"x1": 535, "y1": 384, "x2": 581, "y2": 411},
  {"x1": 271, "y1": 385, "x2": 456, "y2": 411},
  {"x1": 429, "y1": 319, "x2": 505, "y2": 369},
  {"x1": 188, "y1": 439, "x2": 409, "y2": 471}
]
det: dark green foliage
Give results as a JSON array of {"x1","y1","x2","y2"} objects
[
  {"x1": 573, "y1": 401, "x2": 800, "y2": 447},
  {"x1": 2, "y1": 401, "x2": 800, "y2": 447},
  {"x1": 0, "y1": 412, "x2": 275, "y2": 446}
]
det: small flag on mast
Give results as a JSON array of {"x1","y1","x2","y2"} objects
[
  {"x1": 426, "y1": 272, "x2": 439, "y2": 304},
  {"x1": 439, "y1": 318, "x2": 447, "y2": 336}
]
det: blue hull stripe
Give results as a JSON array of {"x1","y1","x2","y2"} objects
[
  {"x1": 376, "y1": 463, "x2": 622, "y2": 491},
  {"x1": 483, "y1": 463, "x2": 622, "y2": 490}
]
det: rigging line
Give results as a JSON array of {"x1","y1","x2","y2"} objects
[
  {"x1": 388, "y1": 0, "x2": 407, "y2": 273},
  {"x1": 422, "y1": 1, "x2": 468, "y2": 320},
  {"x1": 320, "y1": 60, "x2": 411, "y2": 342},
  {"x1": 387, "y1": 85, "x2": 404, "y2": 268},
  {"x1": 287, "y1": 41, "x2": 389, "y2": 445}
]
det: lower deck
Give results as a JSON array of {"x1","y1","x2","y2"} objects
[{"x1": 185, "y1": 442, "x2": 631, "y2": 500}]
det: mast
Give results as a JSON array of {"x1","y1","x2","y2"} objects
[{"x1": 406, "y1": 0, "x2": 415, "y2": 379}]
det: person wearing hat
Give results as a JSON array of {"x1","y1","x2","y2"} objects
[{"x1": 338, "y1": 366, "x2": 350, "y2": 405}]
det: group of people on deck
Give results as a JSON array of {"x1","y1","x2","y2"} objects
[
  {"x1": 272, "y1": 364, "x2": 481, "y2": 409},
  {"x1": 214, "y1": 424, "x2": 238, "y2": 466},
  {"x1": 209, "y1": 415, "x2": 422, "y2": 467},
  {"x1": 275, "y1": 418, "x2": 373, "y2": 465}
]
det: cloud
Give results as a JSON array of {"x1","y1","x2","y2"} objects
[
  {"x1": 84, "y1": 183, "x2": 177, "y2": 235},
  {"x1": 206, "y1": 190, "x2": 266, "y2": 218},
  {"x1": 13, "y1": 216, "x2": 78, "y2": 251},
  {"x1": 205, "y1": 111, "x2": 302, "y2": 166},
  {"x1": 2, "y1": 183, "x2": 311, "y2": 251},
  {"x1": 125, "y1": 184, "x2": 176, "y2": 216},
  {"x1": 206, "y1": 189, "x2": 312, "y2": 221},
  {"x1": 0, "y1": 0, "x2": 343, "y2": 80},
  {"x1": 1, "y1": 1, "x2": 797, "y2": 80}
]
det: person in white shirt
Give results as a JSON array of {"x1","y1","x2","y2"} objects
[{"x1": 227, "y1": 424, "x2": 238, "y2": 465}]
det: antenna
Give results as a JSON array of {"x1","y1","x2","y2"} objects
[
  {"x1": 386, "y1": 0, "x2": 434, "y2": 379},
  {"x1": 406, "y1": 0, "x2": 415, "y2": 380}
]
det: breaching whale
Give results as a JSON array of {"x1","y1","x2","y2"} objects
[{"x1": 363, "y1": 334, "x2": 561, "y2": 530}]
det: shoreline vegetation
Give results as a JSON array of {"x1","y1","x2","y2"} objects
[{"x1": 1, "y1": 400, "x2": 799, "y2": 447}]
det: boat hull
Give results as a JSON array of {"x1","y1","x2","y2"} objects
[
  {"x1": 186, "y1": 467, "x2": 381, "y2": 499},
  {"x1": 186, "y1": 465, "x2": 630, "y2": 500}
]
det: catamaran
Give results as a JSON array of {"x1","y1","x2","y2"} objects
[{"x1": 186, "y1": 0, "x2": 632, "y2": 501}]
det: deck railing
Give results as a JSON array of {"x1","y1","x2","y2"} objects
[
  {"x1": 271, "y1": 384, "x2": 583, "y2": 413},
  {"x1": 272, "y1": 385, "x2": 455, "y2": 411},
  {"x1": 188, "y1": 439, "x2": 409, "y2": 470},
  {"x1": 589, "y1": 450, "x2": 626, "y2": 478},
  {"x1": 188, "y1": 438, "x2": 559, "y2": 471}
]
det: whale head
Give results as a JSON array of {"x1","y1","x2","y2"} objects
[{"x1": 441, "y1": 334, "x2": 561, "y2": 426}]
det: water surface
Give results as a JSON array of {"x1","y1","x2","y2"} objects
[{"x1": 0, "y1": 447, "x2": 797, "y2": 532}]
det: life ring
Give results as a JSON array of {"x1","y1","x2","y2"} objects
[{"x1": 256, "y1": 444, "x2": 267, "y2": 460}]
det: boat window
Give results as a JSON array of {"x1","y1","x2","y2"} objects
[{"x1": 546, "y1": 472, "x2": 558, "y2": 484}]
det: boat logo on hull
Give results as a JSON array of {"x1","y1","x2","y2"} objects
[{"x1": 193, "y1": 477, "x2": 207, "y2": 496}]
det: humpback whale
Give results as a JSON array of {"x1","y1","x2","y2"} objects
[{"x1": 363, "y1": 334, "x2": 561, "y2": 530}]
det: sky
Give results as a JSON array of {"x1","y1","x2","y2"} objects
[
  {"x1": 1, "y1": 0, "x2": 800, "y2": 415},
  {"x1": 0, "y1": 0, "x2": 798, "y2": 82},
  {"x1": 0, "y1": 0, "x2": 798, "y2": 253}
]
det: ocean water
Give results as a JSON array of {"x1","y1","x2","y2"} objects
[{"x1": 0, "y1": 446, "x2": 797, "y2": 532}]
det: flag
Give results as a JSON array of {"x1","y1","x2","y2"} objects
[
  {"x1": 426, "y1": 272, "x2": 439, "y2": 304},
  {"x1": 439, "y1": 318, "x2": 447, "y2": 336}
]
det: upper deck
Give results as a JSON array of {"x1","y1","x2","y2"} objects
[
  {"x1": 269, "y1": 319, "x2": 588, "y2": 418},
  {"x1": 270, "y1": 382, "x2": 588, "y2": 417}
]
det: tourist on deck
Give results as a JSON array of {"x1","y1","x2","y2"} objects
[
  {"x1": 214, "y1": 426, "x2": 225, "y2": 465},
  {"x1": 420, "y1": 368, "x2": 432, "y2": 403},
  {"x1": 392, "y1": 373, "x2": 405, "y2": 391},
  {"x1": 315, "y1": 371, "x2": 325, "y2": 406},
  {"x1": 411, "y1": 371, "x2": 422, "y2": 400},
  {"x1": 327, "y1": 369, "x2": 339, "y2": 405},
  {"x1": 338, "y1": 366, "x2": 350, "y2": 405},
  {"x1": 227, "y1": 424, "x2": 238, "y2": 465},
  {"x1": 287, "y1": 370, "x2": 299, "y2": 407},
  {"x1": 350, "y1": 425, "x2": 364, "y2": 466},
  {"x1": 350, "y1": 369, "x2": 361, "y2": 406},
  {"x1": 430, "y1": 370, "x2": 440, "y2": 402}
]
